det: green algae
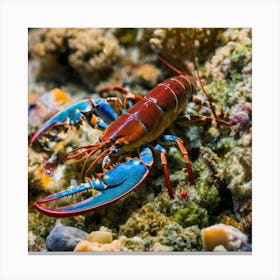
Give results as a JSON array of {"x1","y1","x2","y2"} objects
[{"x1": 174, "y1": 202, "x2": 209, "y2": 228}]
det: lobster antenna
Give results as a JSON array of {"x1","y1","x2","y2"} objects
[
  {"x1": 84, "y1": 147, "x2": 111, "y2": 176},
  {"x1": 158, "y1": 55, "x2": 183, "y2": 75},
  {"x1": 184, "y1": 35, "x2": 220, "y2": 123},
  {"x1": 158, "y1": 55, "x2": 196, "y2": 88}
]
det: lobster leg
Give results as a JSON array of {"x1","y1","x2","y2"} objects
[
  {"x1": 160, "y1": 135, "x2": 195, "y2": 186},
  {"x1": 98, "y1": 85, "x2": 145, "y2": 110},
  {"x1": 29, "y1": 98, "x2": 119, "y2": 146},
  {"x1": 34, "y1": 147, "x2": 153, "y2": 217},
  {"x1": 175, "y1": 114, "x2": 213, "y2": 127},
  {"x1": 175, "y1": 113, "x2": 235, "y2": 128},
  {"x1": 154, "y1": 144, "x2": 174, "y2": 199}
]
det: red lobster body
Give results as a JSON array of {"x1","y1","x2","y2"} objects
[{"x1": 102, "y1": 75, "x2": 194, "y2": 151}]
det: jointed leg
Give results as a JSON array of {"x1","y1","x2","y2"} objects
[
  {"x1": 154, "y1": 144, "x2": 174, "y2": 199},
  {"x1": 98, "y1": 85, "x2": 144, "y2": 110},
  {"x1": 160, "y1": 135, "x2": 195, "y2": 186},
  {"x1": 175, "y1": 112, "x2": 235, "y2": 127}
]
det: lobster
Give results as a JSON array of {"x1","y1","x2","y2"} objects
[{"x1": 30, "y1": 51, "x2": 232, "y2": 218}]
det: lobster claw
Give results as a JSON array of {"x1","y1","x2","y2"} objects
[
  {"x1": 34, "y1": 147, "x2": 153, "y2": 217},
  {"x1": 29, "y1": 98, "x2": 118, "y2": 146}
]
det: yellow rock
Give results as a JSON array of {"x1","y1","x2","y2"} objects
[
  {"x1": 86, "y1": 231, "x2": 113, "y2": 244},
  {"x1": 74, "y1": 239, "x2": 126, "y2": 252},
  {"x1": 201, "y1": 223, "x2": 248, "y2": 251},
  {"x1": 111, "y1": 240, "x2": 121, "y2": 250},
  {"x1": 74, "y1": 240, "x2": 95, "y2": 252}
]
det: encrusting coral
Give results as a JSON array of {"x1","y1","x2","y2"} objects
[{"x1": 29, "y1": 28, "x2": 125, "y2": 90}]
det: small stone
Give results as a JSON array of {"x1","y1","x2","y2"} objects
[
  {"x1": 152, "y1": 242, "x2": 173, "y2": 252},
  {"x1": 213, "y1": 245, "x2": 227, "y2": 252},
  {"x1": 111, "y1": 240, "x2": 122, "y2": 250},
  {"x1": 74, "y1": 239, "x2": 126, "y2": 252},
  {"x1": 86, "y1": 231, "x2": 113, "y2": 243},
  {"x1": 74, "y1": 240, "x2": 97, "y2": 252},
  {"x1": 46, "y1": 225, "x2": 88, "y2": 251}
]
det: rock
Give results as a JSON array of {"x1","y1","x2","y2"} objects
[
  {"x1": 86, "y1": 230, "x2": 113, "y2": 244},
  {"x1": 46, "y1": 225, "x2": 88, "y2": 251},
  {"x1": 74, "y1": 239, "x2": 126, "y2": 252},
  {"x1": 213, "y1": 245, "x2": 227, "y2": 252},
  {"x1": 201, "y1": 223, "x2": 248, "y2": 251}
]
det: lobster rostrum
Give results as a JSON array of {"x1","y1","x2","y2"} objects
[{"x1": 30, "y1": 51, "x2": 233, "y2": 217}]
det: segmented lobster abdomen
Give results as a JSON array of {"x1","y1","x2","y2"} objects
[{"x1": 102, "y1": 75, "x2": 194, "y2": 150}]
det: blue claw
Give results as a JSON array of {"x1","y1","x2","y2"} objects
[
  {"x1": 30, "y1": 98, "x2": 118, "y2": 146},
  {"x1": 34, "y1": 147, "x2": 153, "y2": 217}
]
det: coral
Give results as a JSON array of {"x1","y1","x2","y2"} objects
[
  {"x1": 28, "y1": 88, "x2": 73, "y2": 127},
  {"x1": 67, "y1": 29, "x2": 125, "y2": 89},
  {"x1": 29, "y1": 28, "x2": 125, "y2": 90},
  {"x1": 159, "y1": 223, "x2": 202, "y2": 251},
  {"x1": 174, "y1": 201, "x2": 209, "y2": 228},
  {"x1": 218, "y1": 211, "x2": 241, "y2": 229},
  {"x1": 28, "y1": 148, "x2": 57, "y2": 192},
  {"x1": 201, "y1": 223, "x2": 248, "y2": 251},
  {"x1": 150, "y1": 242, "x2": 173, "y2": 252},
  {"x1": 133, "y1": 63, "x2": 161, "y2": 87},
  {"x1": 149, "y1": 28, "x2": 221, "y2": 63},
  {"x1": 118, "y1": 235, "x2": 148, "y2": 252},
  {"x1": 215, "y1": 141, "x2": 251, "y2": 202},
  {"x1": 28, "y1": 231, "x2": 45, "y2": 251},
  {"x1": 119, "y1": 203, "x2": 171, "y2": 238},
  {"x1": 114, "y1": 28, "x2": 138, "y2": 47},
  {"x1": 204, "y1": 28, "x2": 252, "y2": 109}
]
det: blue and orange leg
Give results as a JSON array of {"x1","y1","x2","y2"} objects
[
  {"x1": 160, "y1": 135, "x2": 195, "y2": 186},
  {"x1": 154, "y1": 144, "x2": 175, "y2": 199}
]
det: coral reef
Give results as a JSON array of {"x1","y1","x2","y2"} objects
[{"x1": 28, "y1": 28, "x2": 252, "y2": 252}]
